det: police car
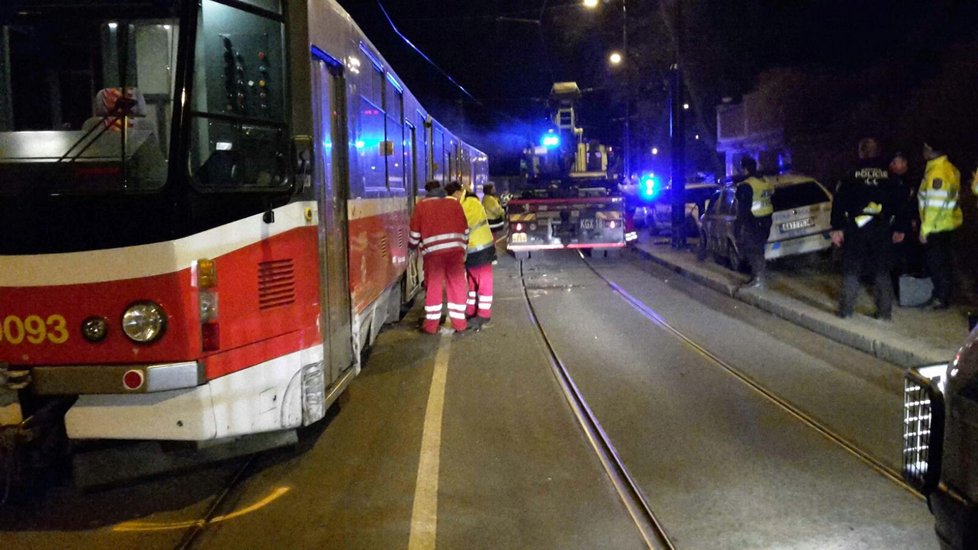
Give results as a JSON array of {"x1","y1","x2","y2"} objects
[
  {"x1": 629, "y1": 176, "x2": 718, "y2": 236},
  {"x1": 698, "y1": 173, "x2": 833, "y2": 271}
]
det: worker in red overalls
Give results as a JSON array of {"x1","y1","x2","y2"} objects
[{"x1": 409, "y1": 181, "x2": 471, "y2": 334}]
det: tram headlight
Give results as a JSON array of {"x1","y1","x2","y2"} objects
[
  {"x1": 81, "y1": 316, "x2": 108, "y2": 343},
  {"x1": 122, "y1": 302, "x2": 167, "y2": 343}
]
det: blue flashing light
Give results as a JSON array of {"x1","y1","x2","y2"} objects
[
  {"x1": 355, "y1": 140, "x2": 366, "y2": 149},
  {"x1": 542, "y1": 135, "x2": 560, "y2": 148},
  {"x1": 639, "y1": 173, "x2": 660, "y2": 201}
]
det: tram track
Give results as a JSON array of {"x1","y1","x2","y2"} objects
[
  {"x1": 518, "y1": 260, "x2": 675, "y2": 550},
  {"x1": 575, "y1": 251, "x2": 923, "y2": 502},
  {"x1": 167, "y1": 248, "x2": 916, "y2": 549},
  {"x1": 173, "y1": 456, "x2": 256, "y2": 550}
]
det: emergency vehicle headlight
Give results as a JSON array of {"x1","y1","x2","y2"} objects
[{"x1": 122, "y1": 302, "x2": 167, "y2": 343}]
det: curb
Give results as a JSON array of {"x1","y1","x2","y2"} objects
[{"x1": 630, "y1": 245, "x2": 950, "y2": 368}]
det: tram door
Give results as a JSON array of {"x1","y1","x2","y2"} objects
[
  {"x1": 313, "y1": 56, "x2": 354, "y2": 378},
  {"x1": 404, "y1": 121, "x2": 422, "y2": 295},
  {"x1": 405, "y1": 121, "x2": 418, "y2": 206}
]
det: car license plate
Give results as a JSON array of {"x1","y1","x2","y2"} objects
[
  {"x1": 580, "y1": 218, "x2": 596, "y2": 230},
  {"x1": 780, "y1": 218, "x2": 814, "y2": 232}
]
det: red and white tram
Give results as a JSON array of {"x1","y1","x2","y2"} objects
[{"x1": 0, "y1": 0, "x2": 487, "y2": 473}]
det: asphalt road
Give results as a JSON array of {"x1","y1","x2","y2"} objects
[
  {"x1": 523, "y1": 249, "x2": 933, "y2": 549},
  {"x1": 0, "y1": 248, "x2": 937, "y2": 549}
]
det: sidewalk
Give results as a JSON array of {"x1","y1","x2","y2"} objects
[{"x1": 631, "y1": 232, "x2": 972, "y2": 368}]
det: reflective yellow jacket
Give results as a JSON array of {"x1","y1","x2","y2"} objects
[
  {"x1": 744, "y1": 177, "x2": 774, "y2": 217},
  {"x1": 919, "y1": 155, "x2": 962, "y2": 237},
  {"x1": 461, "y1": 195, "x2": 495, "y2": 255},
  {"x1": 482, "y1": 194, "x2": 505, "y2": 229}
]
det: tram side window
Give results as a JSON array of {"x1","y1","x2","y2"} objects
[
  {"x1": 417, "y1": 112, "x2": 428, "y2": 183},
  {"x1": 358, "y1": 97, "x2": 387, "y2": 191},
  {"x1": 460, "y1": 148, "x2": 471, "y2": 190},
  {"x1": 385, "y1": 78, "x2": 404, "y2": 189},
  {"x1": 447, "y1": 141, "x2": 457, "y2": 183},
  {"x1": 189, "y1": 0, "x2": 288, "y2": 190},
  {"x1": 432, "y1": 127, "x2": 444, "y2": 182},
  {"x1": 473, "y1": 154, "x2": 487, "y2": 188},
  {"x1": 353, "y1": 63, "x2": 386, "y2": 193},
  {"x1": 404, "y1": 123, "x2": 416, "y2": 196}
]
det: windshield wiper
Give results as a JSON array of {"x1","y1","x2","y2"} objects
[{"x1": 56, "y1": 96, "x2": 137, "y2": 165}]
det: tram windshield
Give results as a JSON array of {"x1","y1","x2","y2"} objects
[{"x1": 0, "y1": 4, "x2": 180, "y2": 195}]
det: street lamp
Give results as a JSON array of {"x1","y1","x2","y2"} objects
[
  {"x1": 609, "y1": 51, "x2": 623, "y2": 65},
  {"x1": 583, "y1": 0, "x2": 629, "y2": 178}
]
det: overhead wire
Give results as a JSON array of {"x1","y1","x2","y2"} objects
[
  {"x1": 376, "y1": 1, "x2": 479, "y2": 104},
  {"x1": 375, "y1": 0, "x2": 542, "y2": 134}
]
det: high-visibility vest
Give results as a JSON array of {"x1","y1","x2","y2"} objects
[
  {"x1": 483, "y1": 194, "x2": 505, "y2": 229},
  {"x1": 918, "y1": 155, "x2": 962, "y2": 237},
  {"x1": 460, "y1": 195, "x2": 495, "y2": 254},
  {"x1": 745, "y1": 177, "x2": 774, "y2": 217}
]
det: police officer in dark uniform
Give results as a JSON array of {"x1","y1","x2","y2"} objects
[
  {"x1": 830, "y1": 138, "x2": 908, "y2": 320},
  {"x1": 734, "y1": 157, "x2": 774, "y2": 287}
]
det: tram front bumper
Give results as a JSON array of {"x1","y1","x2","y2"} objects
[
  {"x1": 0, "y1": 362, "x2": 35, "y2": 456},
  {"x1": 0, "y1": 362, "x2": 28, "y2": 426},
  {"x1": 1, "y1": 372, "x2": 22, "y2": 424}
]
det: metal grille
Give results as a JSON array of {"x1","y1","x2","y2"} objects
[
  {"x1": 902, "y1": 365, "x2": 947, "y2": 494},
  {"x1": 258, "y1": 259, "x2": 295, "y2": 310},
  {"x1": 378, "y1": 233, "x2": 390, "y2": 260},
  {"x1": 396, "y1": 227, "x2": 405, "y2": 250}
]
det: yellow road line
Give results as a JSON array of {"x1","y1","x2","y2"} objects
[
  {"x1": 113, "y1": 487, "x2": 291, "y2": 532},
  {"x1": 408, "y1": 333, "x2": 453, "y2": 550}
]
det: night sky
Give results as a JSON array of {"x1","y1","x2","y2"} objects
[
  {"x1": 338, "y1": 0, "x2": 575, "y2": 169},
  {"x1": 338, "y1": 1, "x2": 978, "y2": 174}
]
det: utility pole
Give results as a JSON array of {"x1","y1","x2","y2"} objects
[
  {"x1": 621, "y1": 0, "x2": 630, "y2": 179},
  {"x1": 669, "y1": 0, "x2": 686, "y2": 249}
]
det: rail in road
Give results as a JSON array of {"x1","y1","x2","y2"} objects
[
  {"x1": 519, "y1": 259, "x2": 675, "y2": 550},
  {"x1": 576, "y1": 251, "x2": 922, "y2": 501},
  {"x1": 516, "y1": 249, "x2": 925, "y2": 547}
]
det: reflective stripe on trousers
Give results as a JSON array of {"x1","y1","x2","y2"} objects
[
  {"x1": 465, "y1": 263, "x2": 494, "y2": 319},
  {"x1": 422, "y1": 251, "x2": 468, "y2": 333}
]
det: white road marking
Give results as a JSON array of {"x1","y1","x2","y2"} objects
[{"x1": 408, "y1": 333, "x2": 453, "y2": 550}]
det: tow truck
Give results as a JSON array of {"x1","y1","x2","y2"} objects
[{"x1": 507, "y1": 83, "x2": 629, "y2": 260}]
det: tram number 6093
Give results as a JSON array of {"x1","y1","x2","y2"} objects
[{"x1": 0, "y1": 314, "x2": 70, "y2": 345}]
